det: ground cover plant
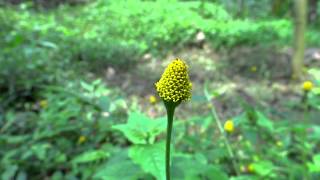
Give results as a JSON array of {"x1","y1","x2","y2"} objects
[{"x1": 1, "y1": 0, "x2": 320, "y2": 179}]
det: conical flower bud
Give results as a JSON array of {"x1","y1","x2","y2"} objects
[{"x1": 155, "y1": 58, "x2": 192, "y2": 103}]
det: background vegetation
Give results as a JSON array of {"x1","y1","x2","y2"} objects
[{"x1": 1, "y1": 0, "x2": 320, "y2": 179}]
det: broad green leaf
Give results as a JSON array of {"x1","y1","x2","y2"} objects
[
  {"x1": 92, "y1": 79, "x2": 102, "y2": 86},
  {"x1": 80, "y1": 81, "x2": 94, "y2": 92},
  {"x1": 308, "y1": 68, "x2": 320, "y2": 81},
  {"x1": 1, "y1": 165, "x2": 18, "y2": 180},
  {"x1": 16, "y1": 171, "x2": 27, "y2": 180},
  {"x1": 112, "y1": 111, "x2": 166, "y2": 144},
  {"x1": 252, "y1": 160, "x2": 275, "y2": 176},
  {"x1": 129, "y1": 142, "x2": 165, "y2": 180},
  {"x1": 98, "y1": 96, "x2": 110, "y2": 111},
  {"x1": 230, "y1": 175, "x2": 259, "y2": 180},
  {"x1": 30, "y1": 143, "x2": 51, "y2": 160},
  {"x1": 172, "y1": 153, "x2": 228, "y2": 180},
  {"x1": 0, "y1": 135, "x2": 30, "y2": 144},
  {"x1": 308, "y1": 125, "x2": 320, "y2": 141},
  {"x1": 202, "y1": 165, "x2": 228, "y2": 180},
  {"x1": 256, "y1": 111, "x2": 274, "y2": 132},
  {"x1": 72, "y1": 150, "x2": 110, "y2": 164},
  {"x1": 308, "y1": 154, "x2": 320, "y2": 173},
  {"x1": 94, "y1": 150, "x2": 144, "y2": 180}
]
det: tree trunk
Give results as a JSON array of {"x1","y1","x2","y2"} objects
[
  {"x1": 237, "y1": 0, "x2": 244, "y2": 17},
  {"x1": 308, "y1": 0, "x2": 318, "y2": 24},
  {"x1": 271, "y1": 0, "x2": 291, "y2": 17},
  {"x1": 292, "y1": 0, "x2": 307, "y2": 79}
]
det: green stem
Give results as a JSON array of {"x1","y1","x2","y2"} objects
[
  {"x1": 165, "y1": 105, "x2": 175, "y2": 180},
  {"x1": 209, "y1": 102, "x2": 240, "y2": 175}
]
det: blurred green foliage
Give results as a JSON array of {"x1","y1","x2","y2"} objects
[
  {"x1": 1, "y1": 0, "x2": 320, "y2": 179},
  {"x1": 1, "y1": 0, "x2": 320, "y2": 105}
]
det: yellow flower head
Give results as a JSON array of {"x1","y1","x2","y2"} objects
[
  {"x1": 155, "y1": 58, "x2": 192, "y2": 103},
  {"x1": 149, "y1": 95, "x2": 157, "y2": 104},
  {"x1": 224, "y1": 119, "x2": 234, "y2": 133},
  {"x1": 302, "y1": 81, "x2": 313, "y2": 91},
  {"x1": 39, "y1": 100, "x2": 48, "y2": 108},
  {"x1": 276, "y1": 141, "x2": 283, "y2": 147},
  {"x1": 78, "y1": 135, "x2": 87, "y2": 144},
  {"x1": 248, "y1": 163, "x2": 255, "y2": 173},
  {"x1": 250, "y1": 66, "x2": 257, "y2": 72}
]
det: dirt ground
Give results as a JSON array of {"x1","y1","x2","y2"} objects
[{"x1": 102, "y1": 44, "x2": 320, "y2": 121}]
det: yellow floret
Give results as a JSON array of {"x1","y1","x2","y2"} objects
[
  {"x1": 302, "y1": 81, "x2": 313, "y2": 91},
  {"x1": 276, "y1": 141, "x2": 283, "y2": 147},
  {"x1": 149, "y1": 95, "x2": 157, "y2": 104},
  {"x1": 248, "y1": 163, "x2": 255, "y2": 173},
  {"x1": 78, "y1": 135, "x2": 87, "y2": 144},
  {"x1": 39, "y1": 100, "x2": 48, "y2": 108},
  {"x1": 250, "y1": 66, "x2": 257, "y2": 72},
  {"x1": 155, "y1": 59, "x2": 192, "y2": 103},
  {"x1": 224, "y1": 119, "x2": 234, "y2": 133}
]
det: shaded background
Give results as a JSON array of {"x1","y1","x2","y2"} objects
[{"x1": 1, "y1": 0, "x2": 320, "y2": 179}]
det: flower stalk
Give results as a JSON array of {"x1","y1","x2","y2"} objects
[
  {"x1": 164, "y1": 102, "x2": 176, "y2": 180},
  {"x1": 209, "y1": 104, "x2": 239, "y2": 175},
  {"x1": 155, "y1": 58, "x2": 192, "y2": 180}
]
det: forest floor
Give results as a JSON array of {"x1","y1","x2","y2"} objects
[{"x1": 100, "y1": 44, "x2": 320, "y2": 122}]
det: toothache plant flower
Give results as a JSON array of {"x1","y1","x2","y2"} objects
[
  {"x1": 224, "y1": 119, "x2": 234, "y2": 133},
  {"x1": 155, "y1": 58, "x2": 192, "y2": 103},
  {"x1": 302, "y1": 81, "x2": 313, "y2": 91},
  {"x1": 155, "y1": 58, "x2": 192, "y2": 180}
]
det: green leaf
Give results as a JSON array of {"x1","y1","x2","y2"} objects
[
  {"x1": 252, "y1": 160, "x2": 275, "y2": 176},
  {"x1": 80, "y1": 81, "x2": 94, "y2": 92},
  {"x1": 172, "y1": 153, "x2": 228, "y2": 180},
  {"x1": 16, "y1": 171, "x2": 27, "y2": 180},
  {"x1": 30, "y1": 143, "x2": 51, "y2": 160},
  {"x1": 98, "y1": 96, "x2": 110, "y2": 111},
  {"x1": 0, "y1": 135, "x2": 30, "y2": 144},
  {"x1": 72, "y1": 150, "x2": 110, "y2": 164},
  {"x1": 230, "y1": 176, "x2": 259, "y2": 180},
  {"x1": 112, "y1": 111, "x2": 166, "y2": 144},
  {"x1": 94, "y1": 150, "x2": 144, "y2": 180},
  {"x1": 256, "y1": 111, "x2": 274, "y2": 132},
  {"x1": 129, "y1": 142, "x2": 165, "y2": 180},
  {"x1": 1, "y1": 165, "x2": 18, "y2": 180},
  {"x1": 307, "y1": 154, "x2": 320, "y2": 173},
  {"x1": 202, "y1": 165, "x2": 228, "y2": 180}
]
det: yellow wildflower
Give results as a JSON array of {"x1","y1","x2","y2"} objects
[
  {"x1": 39, "y1": 100, "x2": 48, "y2": 108},
  {"x1": 149, "y1": 95, "x2": 157, "y2": 104},
  {"x1": 78, "y1": 135, "x2": 87, "y2": 144},
  {"x1": 250, "y1": 66, "x2": 257, "y2": 72},
  {"x1": 155, "y1": 58, "x2": 192, "y2": 103},
  {"x1": 224, "y1": 119, "x2": 234, "y2": 133},
  {"x1": 276, "y1": 141, "x2": 283, "y2": 147},
  {"x1": 302, "y1": 81, "x2": 313, "y2": 91},
  {"x1": 248, "y1": 163, "x2": 255, "y2": 173}
]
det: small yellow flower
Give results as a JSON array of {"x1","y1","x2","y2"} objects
[
  {"x1": 250, "y1": 66, "x2": 257, "y2": 72},
  {"x1": 248, "y1": 163, "x2": 255, "y2": 173},
  {"x1": 39, "y1": 100, "x2": 48, "y2": 108},
  {"x1": 155, "y1": 58, "x2": 192, "y2": 103},
  {"x1": 276, "y1": 141, "x2": 283, "y2": 147},
  {"x1": 302, "y1": 81, "x2": 313, "y2": 91},
  {"x1": 149, "y1": 95, "x2": 157, "y2": 104},
  {"x1": 78, "y1": 136, "x2": 87, "y2": 144},
  {"x1": 224, "y1": 119, "x2": 234, "y2": 133}
]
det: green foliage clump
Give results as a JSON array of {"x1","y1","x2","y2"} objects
[
  {"x1": 1, "y1": 1, "x2": 320, "y2": 179},
  {"x1": 0, "y1": 79, "x2": 127, "y2": 179}
]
